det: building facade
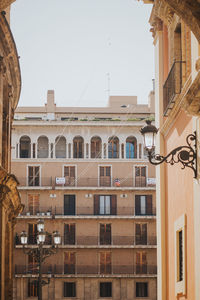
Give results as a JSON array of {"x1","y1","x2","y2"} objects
[
  {"x1": 144, "y1": 1, "x2": 200, "y2": 300},
  {"x1": 12, "y1": 90, "x2": 157, "y2": 300},
  {"x1": 0, "y1": 6, "x2": 22, "y2": 300}
]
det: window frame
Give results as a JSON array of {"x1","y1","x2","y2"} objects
[
  {"x1": 63, "y1": 282, "x2": 76, "y2": 298},
  {"x1": 99, "y1": 282, "x2": 112, "y2": 298},
  {"x1": 27, "y1": 165, "x2": 41, "y2": 187},
  {"x1": 174, "y1": 214, "x2": 186, "y2": 295},
  {"x1": 135, "y1": 282, "x2": 148, "y2": 298}
]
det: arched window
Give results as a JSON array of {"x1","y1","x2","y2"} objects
[
  {"x1": 91, "y1": 136, "x2": 102, "y2": 158},
  {"x1": 73, "y1": 136, "x2": 84, "y2": 158},
  {"x1": 55, "y1": 136, "x2": 66, "y2": 158},
  {"x1": 108, "y1": 136, "x2": 119, "y2": 158},
  {"x1": 126, "y1": 136, "x2": 137, "y2": 158},
  {"x1": 37, "y1": 136, "x2": 49, "y2": 158},
  {"x1": 20, "y1": 135, "x2": 31, "y2": 158}
]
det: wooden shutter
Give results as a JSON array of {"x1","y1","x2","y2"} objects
[
  {"x1": 100, "y1": 167, "x2": 104, "y2": 176},
  {"x1": 64, "y1": 252, "x2": 76, "y2": 274},
  {"x1": 135, "y1": 224, "x2": 141, "y2": 245},
  {"x1": 141, "y1": 224, "x2": 147, "y2": 244},
  {"x1": 94, "y1": 195, "x2": 99, "y2": 215},
  {"x1": 146, "y1": 195, "x2": 152, "y2": 215},
  {"x1": 100, "y1": 252, "x2": 111, "y2": 274},
  {"x1": 135, "y1": 195, "x2": 141, "y2": 215},
  {"x1": 28, "y1": 224, "x2": 37, "y2": 244},
  {"x1": 28, "y1": 194, "x2": 39, "y2": 215},
  {"x1": 64, "y1": 224, "x2": 75, "y2": 245},
  {"x1": 111, "y1": 195, "x2": 117, "y2": 215},
  {"x1": 100, "y1": 224, "x2": 111, "y2": 245}
]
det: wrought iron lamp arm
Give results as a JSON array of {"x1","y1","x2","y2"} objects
[{"x1": 147, "y1": 132, "x2": 197, "y2": 178}]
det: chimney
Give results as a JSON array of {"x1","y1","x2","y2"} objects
[{"x1": 45, "y1": 90, "x2": 56, "y2": 120}]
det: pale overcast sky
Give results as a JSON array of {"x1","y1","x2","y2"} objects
[{"x1": 11, "y1": 0, "x2": 154, "y2": 107}]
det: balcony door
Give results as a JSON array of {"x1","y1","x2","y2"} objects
[
  {"x1": 28, "y1": 223, "x2": 37, "y2": 245},
  {"x1": 64, "y1": 166, "x2": 75, "y2": 186},
  {"x1": 64, "y1": 195, "x2": 76, "y2": 215},
  {"x1": 99, "y1": 166, "x2": 111, "y2": 187},
  {"x1": 64, "y1": 252, "x2": 76, "y2": 274},
  {"x1": 100, "y1": 252, "x2": 111, "y2": 274},
  {"x1": 135, "y1": 166, "x2": 146, "y2": 187},
  {"x1": 135, "y1": 223, "x2": 147, "y2": 245},
  {"x1": 28, "y1": 194, "x2": 39, "y2": 215},
  {"x1": 136, "y1": 252, "x2": 147, "y2": 274}
]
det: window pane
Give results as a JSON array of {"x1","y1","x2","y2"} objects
[
  {"x1": 141, "y1": 196, "x2": 146, "y2": 214},
  {"x1": 105, "y1": 196, "x2": 110, "y2": 214},
  {"x1": 100, "y1": 196, "x2": 105, "y2": 214}
]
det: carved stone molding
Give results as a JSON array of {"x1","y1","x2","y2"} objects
[{"x1": 195, "y1": 57, "x2": 200, "y2": 72}]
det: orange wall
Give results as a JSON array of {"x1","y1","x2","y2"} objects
[{"x1": 165, "y1": 110, "x2": 195, "y2": 300}]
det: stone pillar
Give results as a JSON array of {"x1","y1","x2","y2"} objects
[
  {"x1": 119, "y1": 142, "x2": 121, "y2": 159},
  {"x1": 66, "y1": 142, "x2": 68, "y2": 159},
  {"x1": 48, "y1": 143, "x2": 51, "y2": 158},
  {"x1": 30, "y1": 143, "x2": 33, "y2": 158}
]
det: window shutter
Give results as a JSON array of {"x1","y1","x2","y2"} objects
[
  {"x1": 70, "y1": 224, "x2": 75, "y2": 244},
  {"x1": 70, "y1": 167, "x2": 75, "y2": 178},
  {"x1": 64, "y1": 167, "x2": 69, "y2": 177},
  {"x1": 100, "y1": 167, "x2": 104, "y2": 176},
  {"x1": 135, "y1": 195, "x2": 141, "y2": 215},
  {"x1": 94, "y1": 195, "x2": 99, "y2": 215},
  {"x1": 111, "y1": 195, "x2": 117, "y2": 215},
  {"x1": 146, "y1": 195, "x2": 152, "y2": 215},
  {"x1": 142, "y1": 224, "x2": 147, "y2": 244},
  {"x1": 135, "y1": 224, "x2": 141, "y2": 244}
]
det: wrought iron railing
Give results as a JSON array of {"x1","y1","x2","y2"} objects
[
  {"x1": 163, "y1": 61, "x2": 185, "y2": 115},
  {"x1": 15, "y1": 264, "x2": 157, "y2": 275},
  {"x1": 17, "y1": 177, "x2": 156, "y2": 188},
  {"x1": 15, "y1": 234, "x2": 157, "y2": 246}
]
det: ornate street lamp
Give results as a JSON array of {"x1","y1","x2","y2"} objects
[
  {"x1": 20, "y1": 219, "x2": 61, "y2": 300},
  {"x1": 140, "y1": 120, "x2": 197, "y2": 178}
]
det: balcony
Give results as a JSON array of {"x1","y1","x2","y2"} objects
[
  {"x1": 17, "y1": 206, "x2": 156, "y2": 218},
  {"x1": 163, "y1": 61, "x2": 185, "y2": 116},
  {"x1": 15, "y1": 234, "x2": 157, "y2": 246},
  {"x1": 15, "y1": 264, "x2": 157, "y2": 276},
  {"x1": 17, "y1": 177, "x2": 156, "y2": 189},
  {"x1": 54, "y1": 206, "x2": 156, "y2": 217}
]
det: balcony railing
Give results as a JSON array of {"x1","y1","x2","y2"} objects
[
  {"x1": 54, "y1": 206, "x2": 156, "y2": 216},
  {"x1": 18, "y1": 206, "x2": 156, "y2": 217},
  {"x1": 163, "y1": 61, "x2": 185, "y2": 116},
  {"x1": 15, "y1": 234, "x2": 157, "y2": 246},
  {"x1": 17, "y1": 177, "x2": 155, "y2": 188},
  {"x1": 15, "y1": 264, "x2": 157, "y2": 275}
]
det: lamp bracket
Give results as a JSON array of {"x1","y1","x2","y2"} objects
[{"x1": 148, "y1": 132, "x2": 197, "y2": 178}]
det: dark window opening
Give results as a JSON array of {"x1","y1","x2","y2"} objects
[
  {"x1": 178, "y1": 230, "x2": 183, "y2": 282},
  {"x1": 64, "y1": 195, "x2": 76, "y2": 215},
  {"x1": 64, "y1": 282, "x2": 76, "y2": 297},
  {"x1": 136, "y1": 282, "x2": 148, "y2": 297},
  {"x1": 100, "y1": 282, "x2": 112, "y2": 297}
]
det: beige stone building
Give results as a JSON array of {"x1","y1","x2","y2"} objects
[{"x1": 12, "y1": 90, "x2": 157, "y2": 300}]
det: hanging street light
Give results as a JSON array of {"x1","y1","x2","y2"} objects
[
  {"x1": 20, "y1": 219, "x2": 61, "y2": 300},
  {"x1": 140, "y1": 120, "x2": 197, "y2": 178}
]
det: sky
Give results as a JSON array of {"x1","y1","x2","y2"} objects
[{"x1": 10, "y1": 0, "x2": 154, "y2": 107}]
